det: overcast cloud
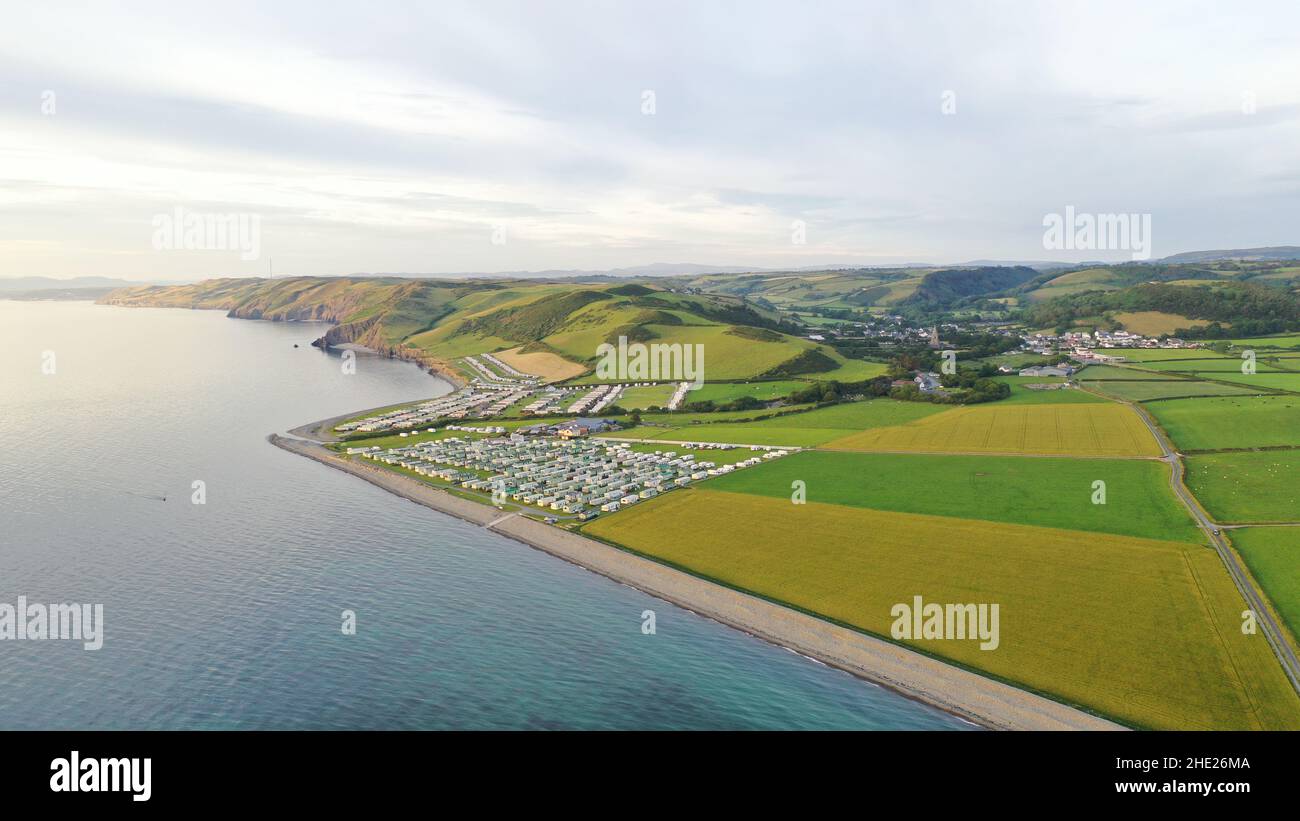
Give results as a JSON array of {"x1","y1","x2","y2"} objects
[{"x1": 1, "y1": 0, "x2": 1297, "y2": 279}]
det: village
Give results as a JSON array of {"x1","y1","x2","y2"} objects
[
  {"x1": 336, "y1": 319, "x2": 1208, "y2": 435},
  {"x1": 1020, "y1": 328, "x2": 1200, "y2": 357},
  {"x1": 351, "y1": 431, "x2": 789, "y2": 521}
]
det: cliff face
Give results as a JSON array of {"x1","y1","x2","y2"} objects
[{"x1": 313, "y1": 316, "x2": 467, "y2": 387}]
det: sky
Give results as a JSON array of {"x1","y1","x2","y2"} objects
[{"x1": 2, "y1": 0, "x2": 1298, "y2": 280}]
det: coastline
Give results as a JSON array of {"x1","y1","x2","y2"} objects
[
  {"x1": 94, "y1": 297, "x2": 470, "y2": 391},
  {"x1": 269, "y1": 431, "x2": 1124, "y2": 731}
]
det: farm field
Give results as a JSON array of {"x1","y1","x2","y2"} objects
[
  {"x1": 584, "y1": 489, "x2": 1300, "y2": 729},
  {"x1": 1083, "y1": 379, "x2": 1261, "y2": 402},
  {"x1": 1210, "y1": 372, "x2": 1300, "y2": 392},
  {"x1": 1024, "y1": 267, "x2": 1121, "y2": 302},
  {"x1": 982, "y1": 352, "x2": 1049, "y2": 369},
  {"x1": 819, "y1": 356, "x2": 890, "y2": 381},
  {"x1": 706, "y1": 450, "x2": 1201, "y2": 542},
  {"x1": 1147, "y1": 395, "x2": 1300, "y2": 451},
  {"x1": 1077, "y1": 364, "x2": 1178, "y2": 380},
  {"x1": 609, "y1": 399, "x2": 948, "y2": 446},
  {"x1": 1185, "y1": 451, "x2": 1300, "y2": 523},
  {"x1": 495, "y1": 346, "x2": 587, "y2": 382},
  {"x1": 631, "y1": 404, "x2": 818, "y2": 426},
  {"x1": 617, "y1": 383, "x2": 677, "y2": 409},
  {"x1": 991, "y1": 376, "x2": 1107, "y2": 405},
  {"x1": 1112, "y1": 311, "x2": 1210, "y2": 336},
  {"x1": 549, "y1": 323, "x2": 806, "y2": 381},
  {"x1": 1229, "y1": 334, "x2": 1300, "y2": 350},
  {"x1": 1134, "y1": 357, "x2": 1284, "y2": 373},
  {"x1": 683, "y1": 380, "x2": 810, "y2": 405},
  {"x1": 823, "y1": 403, "x2": 1162, "y2": 457},
  {"x1": 1113, "y1": 348, "x2": 1225, "y2": 362},
  {"x1": 1233, "y1": 528, "x2": 1300, "y2": 645}
]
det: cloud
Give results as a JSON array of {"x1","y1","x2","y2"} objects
[{"x1": 1, "y1": 0, "x2": 1299, "y2": 278}]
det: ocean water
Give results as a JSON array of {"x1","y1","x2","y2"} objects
[{"x1": 0, "y1": 300, "x2": 967, "y2": 730}]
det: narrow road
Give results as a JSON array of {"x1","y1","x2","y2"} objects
[
  {"x1": 1123, "y1": 398, "x2": 1300, "y2": 693},
  {"x1": 1220, "y1": 522, "x2": 1300, "y2": 529}
]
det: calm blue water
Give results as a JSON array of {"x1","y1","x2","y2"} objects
[{"x1": 0, "y1": 301, "x2": 967, "y2": 729}]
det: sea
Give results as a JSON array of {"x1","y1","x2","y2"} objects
[{"x1": 0, "y1": 300, "x2": 968, "y2": 730}]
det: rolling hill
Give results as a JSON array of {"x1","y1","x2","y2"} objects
[{"x1": 99, "y1": 276, "x2": 868, "y2": 384}]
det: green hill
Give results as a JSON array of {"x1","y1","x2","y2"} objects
[
  {"x1": 1022, "y1": 281, "x2": 1300, "y2": 337},
  {"x1": 900, "y1": 265, "x2": 1040, "y2": 308},
  {"x1": 99, "y1": 276, "x2": 868, "y2": 383}
]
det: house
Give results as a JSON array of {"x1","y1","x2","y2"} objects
[
  {"x1": 520, "y1": 423, "x2": 558, "y2": 436},
  {"x1": 555, "y1": 417, "x2": 620, "y2": 439},
  {"x1": 914, "y1": 372, "x2": 943, "y2": 393}
]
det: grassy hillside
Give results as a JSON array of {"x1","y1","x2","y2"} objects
[
  {"x1": 101, "y1": 276, "x2": 877, "y2": 383},
  {"x1": 1024, "y1": 280, "x2": 1300, "y2": 338}
]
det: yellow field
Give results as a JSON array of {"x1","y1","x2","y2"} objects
[
  {"x1": 1113, "y1": 311, "x2": 1210, "y2": 336},
  {"x1": 495, "y1": 346, "x2": 587, "y2": 382},
  {"x1": 823, "y1": 403, "x2": 1162, "y2": 457},
  {"x1": 585, "y1": 490, "x2": 1300, "y2": 730}
]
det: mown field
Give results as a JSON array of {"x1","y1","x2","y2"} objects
[
  {"x1": 683, "y1": 380, "x2": 811, "y2": 404},
  {"x1": 1228, "y1": 334, "x2": 1300, "y2": 350},
  {"x1": 629, "y1": 404, "x2": 817, "y2": 426},
  {"x1": 1233, "y1": 528, "x2": 1300, "y2": 646},
  {"x1": 608, "y1": 399, "x2": 947, "y2": 446},
  {"x1": 705, "y1": 450, "x2": 1201, "y2": 542},
  {"x1": 1083, "y1": 379, "x2": 1261, "y2": 402},
  {"x1": 617, "y1": 384, "x2": 677, "y2": 409},
  {"x1": 1077, "y1": 364, "x2": 1179, "y2": 380},
  {"x1": 1147, "y1": 395, "x2": 1300, "y2": 450},
  {"x1": 1135, "y1": 357, "x2": 1284, "y2": 373},
  {"x1": 1118, "y1": 345, "x2": 1227, "y2": 358},
  {"x1": 823, "y1": 403, "x2": 1162, "y2": 457},
  {"x1": 1114, "y1": 348, "x2": 1225, "y2": 362},
  {"x1": 990, "y1": 376, "x2": 1107, "y2": 405},
  {"x1": 584, "y1": 489, "x2": 1300, "y2": 729},
  {"x1": 1210, "y1": 371, "x2": 1300, "y2": 392},
  {"x1": 1185, "y1": 450, "x2": 1300, "y2": 522},
  {"x1": 496, "y1": 346, "x2": 587, "y2": 381},
  {"x1": 982, "y1": 352, "x2": 1049, "y2": 369}
]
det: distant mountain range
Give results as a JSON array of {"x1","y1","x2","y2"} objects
[
  {"x1": 0, "y1": 276, "x2": 139, "y2": 292},
  {"x1": 1158, "y1": 246, "x2": 1300, "y2": 263},
  {"x1": 7, "y1": 246, "x2": 1300, "y2": 291}
]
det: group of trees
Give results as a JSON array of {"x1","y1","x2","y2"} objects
[
  {"x1": 1022, "y1": 282, "x2": 1300, "y2": 337},
  {"x1": 888, "y1": 373, "x2": 1010, "y2": 405}
]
